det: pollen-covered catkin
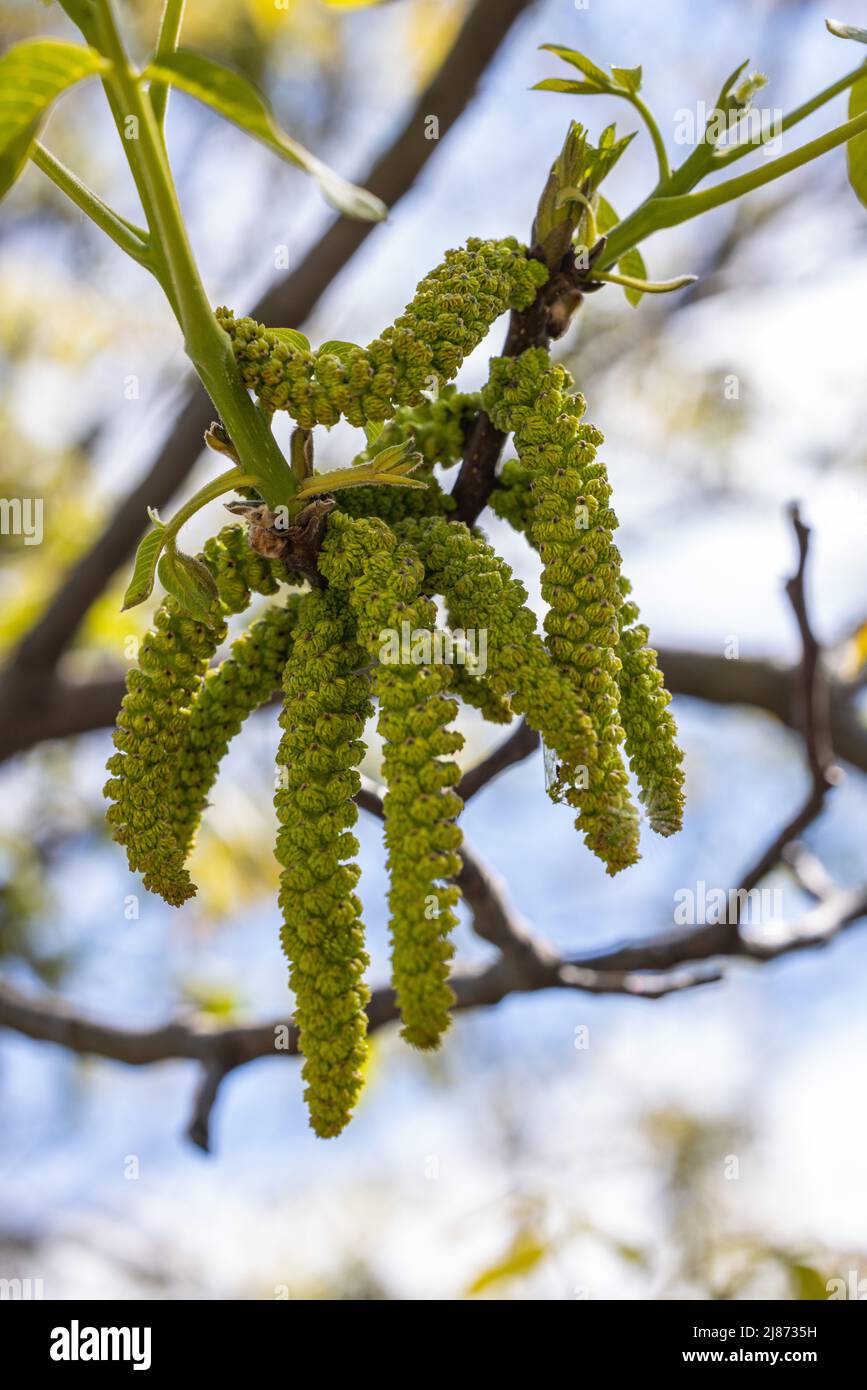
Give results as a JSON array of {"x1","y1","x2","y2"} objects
[
  {"x1": 617, "y1": 578, "x2": 685, "y2": 836},
  {"x1": 216, "y1": 239, "x2": 547, "y2": 429},
  {"x1": 483, "y1": 349, "x2": 640, "y2": 875},
  {"x1": 399, "y1": 516, "x2": 598, "y2": 796},
  {"x1": 274, "y1": 586, "x2": 373, "y2": 1138},
  {"x1": 320, "y1": 512, "x2": 464, "y2": 1051},
  {"x1": 104, "y1": 526, "x2": 286, "y2": 906},
  {"x1": 172, "y1": 598, "x2": 301, "y2": 865},
  {"x1": 366, "y1": 387, "x2": 481, "y2": 470}
]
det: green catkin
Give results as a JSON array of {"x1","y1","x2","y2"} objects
[
  {"x1": 398, "y1": 516, "x2": 598, "y2": 798},
  {"x1": 216, "y1": 239, "x2": 548, "y2": 429},
  {"x1": 319, "y1": 512, "x2": 464, "y2": 1051},
  {"x1": 617, "y1": 578, "x2": 685, "y2": 836},
  {"x1": 274, "y1": 586, "x2": 373, "y2": 1138},
  {"x1": 104, "y1": 527, "x2": 285, "y2": 906},
  {"x1": 365, "y1": 387, "x2": 482, "y2": 470},
  {"x1": 483, "y1": 349, "x2": 640, "y2": 875},
  {"x1": 172, "y1": 598, "x2": 301, "y2": 865},
  {"x1": 335, "y1": 471, "x2": 453, "y2": 527},
  {"x1": 445, "y1": 663, "x2": 514, "y2": 725},
  {"x1": 490, "y1": 458, "x2": 536, "y2": 535}
]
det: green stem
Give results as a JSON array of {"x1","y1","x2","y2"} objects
[
  {"x1": 625, "y1": 90, "x2": 671, "y2": 184},
  {"x1": 31, "y1": 143, "x2": 152, "y2": 265},
  {"x1": 88, "y1": 0, "x2": 294, "y2": 509},
  {"x1": 714, "y1": 62, "x2": 867, "y2": 169},
  {"x1": 150, "y1": 0, "x2": 187, "y2": 131},
  {"x1": 600, "y1": 105, "x2": 867, "y2": 268},
  {"x1": 592, "y1": 269, "x2": 697, "y2": 294},
  {"x1": 163, "y1": 467, "x2": 259, "y2": 543}
]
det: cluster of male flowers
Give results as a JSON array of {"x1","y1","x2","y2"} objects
[{"x1": 105, "y1": 237, "x2": 684, "y2": 1138}]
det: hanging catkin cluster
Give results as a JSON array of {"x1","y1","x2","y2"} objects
[
  {"x1": 215, "y1": 239, "x2": 547, "y2": 428},
  {"x1": 483, "y1": 347, "x2": 683, "y2": 864},
  {"x1": 107, "y1": 236, "x2": 685, "y2": 1137}
]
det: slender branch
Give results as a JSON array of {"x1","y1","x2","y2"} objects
[
  {"x1": 30, "y1": 143, "x2": 152, "y2": 266},
  {"x1": 150, "y1": 0, "x2": 187, "y2": 131},
  {"x1": 735, "y1": 505, "x2": 840, "y2": 904}
]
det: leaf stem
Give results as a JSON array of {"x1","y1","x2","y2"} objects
[
  {"x1": 31, "y1": 142, "x2": 152, "y2": 265},
  {"x1": 150, "y1": 0, "x2": 187, "y2": 131},
  {"x1": 714, "y1": 61, "x2": 867, "y2": 168},
  {"x1": 87, "y1": 0, "x2": 295, "y2": 509},
  {"x1": 625, "y1": 90, "x2": 671, "y2": 184},
  {"x1": 600, "y1": 104, "x2": 867, "y2": 268}
]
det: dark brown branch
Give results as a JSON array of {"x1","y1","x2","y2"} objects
[
  {"x1": 736, "y1": 505, "x2": 840, "y2": 901},
  {"x1": 2, "y1": 0, "x2": 535, "y2": 702}
]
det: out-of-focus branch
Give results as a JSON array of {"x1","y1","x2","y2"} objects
[
  {"x1": 736, "y1": 505, "x2": 840, "y2": 903},
  {"x1": 2, "y1": 0, "x2": 535, "y2": 703}
]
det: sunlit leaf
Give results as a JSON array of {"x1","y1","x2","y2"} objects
[
  {"x1": 539, "y1": 44, "x2": 611, "y2": 91},
  {"x1": 847, "y1": 71, "x2": 867, "y2": 208},
  {"x1": 142, "y1": 50, "x2": 386, "y2": 221},
  {"x1": 532, "y1": 78, "x2": 602, "y2": 96},
  {"x1": 595, "y1": 195, "x2": 648, "y2": 303},
  {"x1": 318, "y1": 338, "x2": 362, "y2": 357},
  {"x1": 466, "y1": 1232, "x2": 549, "y2": 1296},
  {"x1": 0, "y1": 40, "x2": 107, "y2": 198},
  {"x1": 611, "y1": 64, "x2": 642, "y2": 94},
  {"x1": 271, "y1": 327, "x2": 311, "y2": 353},
  {"x1": 122, "y1": 520, "x2": 166, "y2": 611}
]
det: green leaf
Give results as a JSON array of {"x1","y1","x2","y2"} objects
[
  {"x1": 619, "y1": 244, "x2": 649, "y2": 305},
  {"x1": 539, "y1": 44, "x2": 611, "y2": 91},
  {"x1": 466, "y1": 1234, "x2": 549, "y2": 1296},
  {"x1": 591, "y1": 196, "x2": 647, "y2": 303},
  {"x1": 363, "y1": 421, "x2": 384, "y2": 447},
  {"x1": 847, "y1": 72, "x2": 867, "y2": 207},
  {"x1": 826, "y1": 18, "x2": 867, "y2": 44},
  {"x1": 157, "y1": 547, "x2": 222, "y2": 626},
  {"x1": 0, "y1": 40, "x2": 107, "y2": 198},
  {"x1": 317, "y1": 339, "x2": 362, "y2": 358},
  {"x1": 596, "y1": 193, "x2": 620, "y2": 234},
  {"x1": 611, "y1": 64, "x2": 642, "y2": 94},
  {"x1": 532, "y1": 78, "x2": 603, "y2": 96},
  {"x1": 142, "y1": 50, "x2": 387, "y2": 222},
  {"x1": 270, "y1": 327, "x2": 311, "y2": 353},
  {"x1": 122, "y1": 520, "x2": 167, "y2": 611}
]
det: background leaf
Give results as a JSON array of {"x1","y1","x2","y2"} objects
[
  {"x1": 847, "y1": 72, "x2": 867, "y2": 208},
  {"x1": 0, "y1": 40, "x2": 107, "y2": 198},
  {"x1": 143, "y1": 50, "x2": 386, "y2": 222}
]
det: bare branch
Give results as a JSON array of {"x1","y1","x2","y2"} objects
[{"x1": 736, "y1": 505, "x2": 840, "y2": 902}]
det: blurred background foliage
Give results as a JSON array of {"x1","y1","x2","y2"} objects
[{"x1": 1, "y1": 0, "x2": 866, "y2": 1299}]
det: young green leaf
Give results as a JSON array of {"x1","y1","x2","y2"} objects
[
  {"x1": 0, "y1": 40, "x2": 107, "y2": 198},
  {"x1": 611, "y1": 65, "x2": 643, "y2": 95},
  {"x1": 595, "y1": 194, "x2": 648, "y2": 303},
  {"x1": 539, "y1": 44, "x2": 611, "y2": 91},
  {"x1": 270, "y1": 327, "x2": 311, "y2": 352},
  {"x1": 618, "y1": 245, "x2": 650, "y2": 305},
  {"x1": 122, "y1": 520, "x2": 167, "y2": 611},
  {"x1": 142, "y1": 50, "x2": 386, "y2": 222},
  {"x1": 847, "y1": 71, "x2": 867, "y2": 207},
  {"x1": 532, "y1": 78, "x2": 603, "y2": 96},
  {"x1": 318, "y1": 339, "x2": 363, "y2": 357},
  {"x1": 157, "y1": 547, "x2": 223, "y2": 626}
]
